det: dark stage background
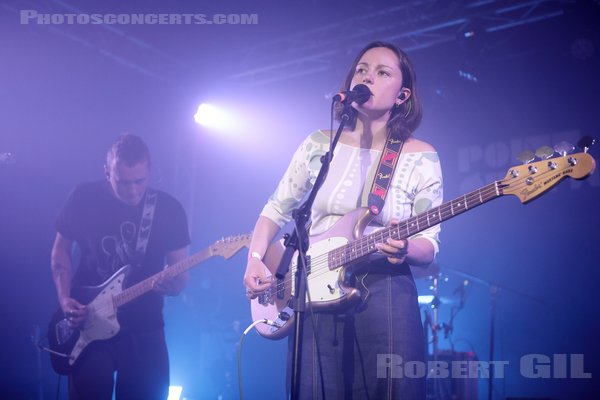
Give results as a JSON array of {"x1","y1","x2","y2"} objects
[{"x1": 1, "y1": 1, "x2": 599, "y2": 399}]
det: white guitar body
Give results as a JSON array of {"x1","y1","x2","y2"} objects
[
  {"x1": 249, "y1": 152, "x2": 596, "y2": 340},
  {"x1": 69, "y1": 266, "x2": 128, "y2": 365},
  {"x1": 48, "y1": 233, "x2": 253, "y2": 374},
  {"x1": 251, "y1": 207, "x2": 373, "y2": 340}
]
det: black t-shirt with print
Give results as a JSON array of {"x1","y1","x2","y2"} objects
[{"x1": 56, "y1": 181, "x2": 190, "y2": 332}]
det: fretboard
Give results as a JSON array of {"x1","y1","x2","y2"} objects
[
  {"x1": 328, "y1": 181, "x2": 504, "y2": 267},
  {"x1": 113, "y1": 248, "x2": 212, "y2": 308}
]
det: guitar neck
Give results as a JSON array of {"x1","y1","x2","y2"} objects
[
  {"x1": 335, "y1": 181, "x2": 504, "y2": 265},
  {"x1": 113, "y1": 248, "x2": 212, "y2": 308}
]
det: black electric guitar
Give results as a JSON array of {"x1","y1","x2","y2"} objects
[
  {"x1": 250, "y1": 152, "x2": 596, "y2": 339},
  {"x1": 47, "y1": 233, "x2": 251, "y2": 375}
]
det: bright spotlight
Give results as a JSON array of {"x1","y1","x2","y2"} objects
[
  {"x1": 194, "y1": 103, "x2": 232, "y2": 130},
  {"x1": 167, "y1": 385, "x2": 182, "y2": 400}
]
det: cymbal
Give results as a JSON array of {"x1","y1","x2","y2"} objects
[{"x1": 417, "y1": 295, "x2": 457, "y2": 306}]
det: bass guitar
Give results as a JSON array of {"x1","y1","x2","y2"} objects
[
  {"x1": 48, "y1": 233, "x2": 251, "y2": 374},
  {"x1": 250, "y1": 151, "x2": 596, "y2": 339}
]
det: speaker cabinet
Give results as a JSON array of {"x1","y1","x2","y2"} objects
[{"x1": 427, "y1": 351, "x2": 479, "y2": 400}]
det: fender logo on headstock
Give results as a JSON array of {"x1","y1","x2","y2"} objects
[{"x1": 520, "y1": 183, "x2": 542, "y2": 200}]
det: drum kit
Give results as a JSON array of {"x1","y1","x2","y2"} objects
[{"x1": 413, "y1": 263, "x2": 472, "y2": 400}]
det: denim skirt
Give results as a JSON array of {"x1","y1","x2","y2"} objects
[{"x1": 288, "y1": 258, "x2": 426, "y2": 399}]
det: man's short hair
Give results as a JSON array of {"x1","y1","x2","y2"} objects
[{"x1": 106, "y1": 134, "x2": 151, "y2": 168}]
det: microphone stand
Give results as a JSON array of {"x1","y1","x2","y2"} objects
[{"x1": 276, "y1": 105, "x2": 352, "y2": 400}]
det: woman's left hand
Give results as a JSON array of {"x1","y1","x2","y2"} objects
[{"x1": 375, "y1": 219, "x2": 409, "y2": 264}]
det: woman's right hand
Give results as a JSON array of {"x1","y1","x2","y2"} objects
[{"x1": 243, "y1": 257, "x2": 273, "y2": 299}]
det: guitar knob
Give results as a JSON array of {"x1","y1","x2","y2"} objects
[
  {"x1": 528, "y1": 165, "x2": 538, "y2": 174},
  {"x1": 568, "y1": 157, "x2": 578, "y2": 166},
  {"x1": 535, "y1": 145, "x2": 555, "y2": 160},
  {"x1": 278, "y1": 311, "x2": 290, "y2": 321},
  {"x1": 547, "y1": 161, "x2": 557, "y2": 170},
  {"x1": 517, "y1": 150, "x2": 535, "y2": 165},
  {"x1": 554, "y1": 141, "x2": 575, "y2": 157}
]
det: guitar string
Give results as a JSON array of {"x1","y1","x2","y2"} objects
[
  {"x1": 93, "y1": 161, "x2": 572, "y2": 318},
  {"x1": 260, "y1": 182, "x2": 501, "y2": 301},
  {"x1": 113, "y1": 244, "x2": 230, "y2": 305},
  {"x1": 259, "y1": 161, "x2": 575, "y2": 300},
  {"x1": 267, "y1": 182, "x2": 499, "y2": 291},
  {"x1": 92, "y1": 161, "x2": 574, "y2": 312},
  {"x1": 100, "y1": 243, "x2": 248, "y2": 311},
  {"x1": 302, "y1": 159, "x2": 573, "y2": 273}
]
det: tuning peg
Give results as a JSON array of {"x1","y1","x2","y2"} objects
[
  {"x1": 577, "y1": 136, "x2": 595, "y2": 153},
  {"x1": 554, "y1": 141, "x2": 575, "y2": 156},
  {"x1": 535, "y1": 146, "x2": 555, "y2": 160},
  {"x1": 516, "y1": 150, "x2": 535, "y2": 164}
]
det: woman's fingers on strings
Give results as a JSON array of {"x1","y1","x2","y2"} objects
[
  {"x1": 245, "y1": 275, "x2": 274, "y2": 299},
  {"x1": 375, "y1": 242, "x2": 398, "y2": 256},
  {"x1": 386, "y1": 238, "x2": 408, "y2": 254}
]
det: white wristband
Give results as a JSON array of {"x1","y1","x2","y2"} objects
[{"x1": 248, "y1": 251, "x2": 262, "y2": 261}]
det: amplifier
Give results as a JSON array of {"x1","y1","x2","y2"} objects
[{"x1": 427, "y1": 350, "x2": 479, "y2": 400}]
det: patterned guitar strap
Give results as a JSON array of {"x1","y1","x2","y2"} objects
[
  {"x1": 367, "y1": 133, "x2": 405, "y2": 216},
  {"x1": 133, "y1": 188, "x2": 158, "y2": 267}
]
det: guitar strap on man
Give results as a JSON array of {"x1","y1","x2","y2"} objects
[
  {"x1": 134, "y1": 188, "x2": 158, "y2": 266},
  {"x1": 367, "y1": 133, "x2": 405, "y2": 215}
]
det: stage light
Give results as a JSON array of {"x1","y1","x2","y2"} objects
[
  {"x1": 193, "y1": 103, "x2": 233, "y2": 131},
  {"x1": 167, "y1": 385, "x2": 182, "y2": 400}
]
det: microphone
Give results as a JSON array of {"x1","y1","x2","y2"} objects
[{"x1": 332, "y1": 84, "x2": 372, "y2": 105}]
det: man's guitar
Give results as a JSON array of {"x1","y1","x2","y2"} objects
[
  {"x1": 250, "y1": 152, "x2": 596, "y2": 339},
  {"x1": 48, "y1": 233, "x2": 251, "y2": 375}
]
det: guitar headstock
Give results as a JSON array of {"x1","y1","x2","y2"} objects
[
  {"x1": 501, "y1": 152, "x2": 595, "y2": 203},
  {"x1": 210, "y1": 233, "x2": 253, "y2": 259}
]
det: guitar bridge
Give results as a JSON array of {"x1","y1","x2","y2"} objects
[{"x1": 258, "y1": 287, "x2": 272, "y2": 305}]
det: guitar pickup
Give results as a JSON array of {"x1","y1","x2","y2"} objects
[{"x1": 276, "y1": 277, "x2": 285, "y2": 300}]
